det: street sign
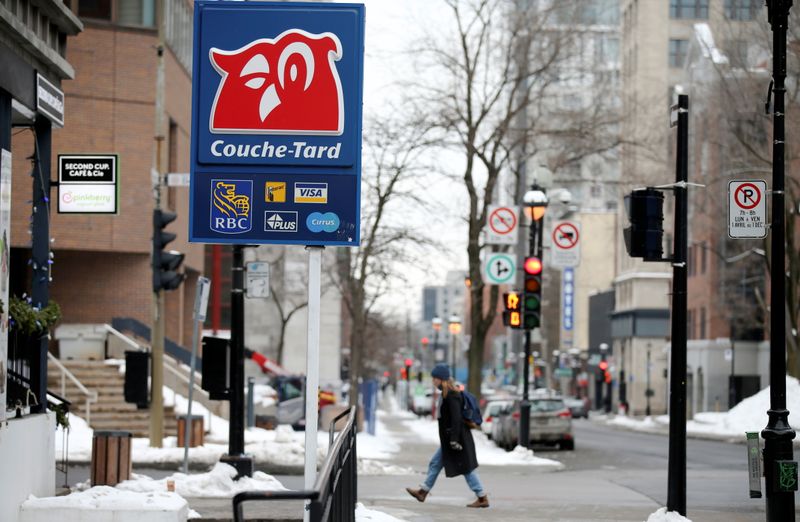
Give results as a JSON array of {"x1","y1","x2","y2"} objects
[
  {"x1": 485, "y1": 205, "x2": 519, "y2": 245},
  {"x1": 728, "y1": 180, "x2": 767, "y2": 239},
  {"x1": 562, "y1": 267, "x2": 575, "y2": 331},
  {"x1": 483, "y1": 253, "x2": 516, "y2": 285},
  {"x1": 555, "y1": 368, "x2": 572, "y2": 378},
  {"x1": 551, "y1": 220, "x2": 580, "y2": 267},
  {"x1": 57, "y1": 155, "x2": 118, "y2": 214},
  {"x1": 724, "y1": 348, "x2": 733, "y2": 362},
  {"x1": 246, "y1": 262, "x2": 270, "y2": 298},
  {"x1": 167, "y1": 173, "x2": 191, "y2": 187},
  {"x1": 189, "y1": 1, "x2": 365, "y2": 246}
]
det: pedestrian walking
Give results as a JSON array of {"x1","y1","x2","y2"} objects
[{"x1": 405, "y1": 364, "x2": 489, "y2": 508}]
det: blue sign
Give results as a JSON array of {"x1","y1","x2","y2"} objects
[
  {"x1": 189, "y1": 1, "x2": 365, "y2": 246},
  {"x1": 562, "y1": 268, "x2": 574, "y2": 331}
]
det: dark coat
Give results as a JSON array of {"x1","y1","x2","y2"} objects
[{"x1": 438, "y1": 390, "x2": 478, "y2": 477}]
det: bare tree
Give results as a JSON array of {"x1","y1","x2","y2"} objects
[
  {"x1": 410, "y1": 0, "x2": 623, "y2": 395},
  {"x1": 269, "y1": 280, "x2": 307, "y2": 367},
  {"x1": 334, "y1": 115, "x2": 432, "y2": 407}
]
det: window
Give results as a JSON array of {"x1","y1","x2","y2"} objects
[
  {"x1": 701, "y1": 242, "x2": 707, "y2": 273},
  {"x1": 669, "y1": 39, "x2": 689, "y2": 68},
  {"x1": 700, "y1": 307, "x2": 706, "y2": 338},
  {"x1": 670, "y1": 0, "x2": 709, "y2": 19},
  {"x1": 725, "y1": 0, "x2": 759, "y2": 21},
  {"x1": 76, "y1": 0, "x2": 155, "y2": 27}
]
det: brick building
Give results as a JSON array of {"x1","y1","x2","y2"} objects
[{"x1": 10, "y1": 0, "x2": 202, "y2": 347}]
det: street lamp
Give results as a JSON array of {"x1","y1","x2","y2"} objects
[
  {"x1": 448, "y1": 315, "x2": 461, "y2": 381},
  {"x1": 646, "y1": 342, "x2": 653, "y2": 417},
  {"x1": 432, "y1": 317, "x2": 443, "y2": 364}
]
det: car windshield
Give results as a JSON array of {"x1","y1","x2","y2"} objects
[{"x1": 530, "y1": 399, "x2": 565, "y2": 412}]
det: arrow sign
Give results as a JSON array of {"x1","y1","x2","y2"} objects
[{"x1": 482, "y1": 253, "x2": 516, "y2": 285}]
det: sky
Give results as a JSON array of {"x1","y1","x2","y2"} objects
[{"x1": 354, "y1": 1, "x2": 471, "y2": 321}]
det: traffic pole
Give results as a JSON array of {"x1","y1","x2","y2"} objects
[
  {"x1": 304, "y1": 245, "x2": 323, "y2": 522},
  {"x1": 666, "y1": 93, "x2": 689, "y2": 516},
  {"x1": 763, "y1": 2, "x2": 797, "y2": 520}
]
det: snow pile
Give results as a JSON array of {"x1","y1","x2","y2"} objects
[
  {"x1": 117, "y1": 462, "x2": 286, "y2": 498},
  {"x1": 355, "y1": 502, "x2": 407, "y2": 521},
  {"x1": 252, "y1": 383, "x2": 278, "y2": 409},
  {"x1": 20, "y1": 487, "x2": 188, "y2": 517},
  {"x1": 645, "y1": 507, "x2": 692, "y2": 522},
  {"x1": 358, "y1": 459, "x2": 414, "y2": 475},
  {"x1": 609, "y1": 415, "x2": 658, "y2": 431}
]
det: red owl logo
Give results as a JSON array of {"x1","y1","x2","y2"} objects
[{"x1": 209, "y1": 30, "x2": 344, "y2": 135}]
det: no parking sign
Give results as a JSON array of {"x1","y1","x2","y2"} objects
[{"x1": 728, "y1": 180, "x2": 767, "y2": 239}]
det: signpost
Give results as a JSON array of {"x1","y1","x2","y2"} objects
[
  {"x1": 485, "y1": 205, "x2": 519, "y2": 245},
  {"x1": 728, "y1": 180, "x2": 767, "y2": 239},
  {"x1": 482, "y1": 253, "x2": 516, "y2": 285},
  {"x1": 189, "y1": 0, "x2": 365, "y2": 498},
  {"x1": 551, "y1": 220, "x2": 580, "y2": 268},
  {"x1": 57, "y1": 155, "x2": 118, "y2": 214}
]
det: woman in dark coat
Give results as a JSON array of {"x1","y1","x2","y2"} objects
[{"x1": 406, "y1": 364, "x2": 489, "y2": 508}]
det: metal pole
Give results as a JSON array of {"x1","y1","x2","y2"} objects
[
  {"x1": 619, "y1": 342, "x2": 627, "y2": 414},
  {"x1": 183, "y1": 277, "x2": 209, "y2": 473},
  {"x1": 646, "y1": 348, "x2": 651, "y2": 417},
  {"x1": 764, "y1": 3, "x2": 796, "y2": 520},
  {"x1": 30, "y1": 117, "x2": 51, "y2": 414},
  {"x1": 222, "y1": 245, "x2": 252, "y2": 477},
  {"x1": 247, "y1": 377, "x2": 255, "y2": 429},
  {"x1": 304, "y1": 245, "x2": 323, "y2": 522},
  {"x1": 149, "y1": 0, "x2": 166, "y2": 448},
  {"x1": 667, "y1": 93, "x2": 689, "y2": 516},
  {"x1": 519, "y1": 198, "x2": 540, "y2": 448}
]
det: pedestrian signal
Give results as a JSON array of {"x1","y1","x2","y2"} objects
[
  {"x1": 502, "y1": 292, "x2": 523, "y2": 330},
  {"x1": 624, "y1": 188, "x2": 664, "y2": 261}
]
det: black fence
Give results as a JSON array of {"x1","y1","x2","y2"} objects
[
  {"x1": 233, "y1": 407, "x2": 358, "y2": 522},
  {"x1": 6, "y1": 330, "x2": 36, "y2": 412}
]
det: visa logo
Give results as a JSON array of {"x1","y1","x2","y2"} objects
[{"x1": 294, "y1": 182, "x2": 328, "y2": 203}]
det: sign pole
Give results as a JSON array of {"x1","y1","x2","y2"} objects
[
  {"x1": 183, "y1": 277, "x2": 210, "y2": 473},
  {"x1": 764, "y1": 2, "x2": 797, "y2": 520},
  {"x1": 304, "y1": 245, "x2": 323, "y2": 520}
]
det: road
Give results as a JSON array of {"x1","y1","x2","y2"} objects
[{"x1": 64, "y1": 417, "x2": 796, "y2": 521}]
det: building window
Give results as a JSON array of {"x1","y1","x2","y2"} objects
[
  {"x1": 700, "y1": 307, "x2": 706, "y2": 338},
  {"x1": 76, "y1": 0, "x2": 155, "y2": 27},
  {"x1": 669, "y1": 39, "x2": 689, "y2": 68},
  {"x1": 78, "y1": 0, "x2": 112, "y2": 21},
  {"x1": 701, "y1": 242, "x2": 707, "y2": 273},
  {"x1": 670, "y1": 0, "x2": 709, "y2": 19},
  {"x1": 687, "y1": 309, "x2": 694, "y2": 339},
  {"x1": 725, "y1": 0, "x2": 759, "y2": 20}
]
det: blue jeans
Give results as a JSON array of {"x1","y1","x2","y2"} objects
[{"x1": 420, "y1": 447, "x2": 485, "y2": 497}]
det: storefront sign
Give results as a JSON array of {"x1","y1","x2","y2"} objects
[{"x1": 57, "y1": 155, "x2": 118, "y2": 214}]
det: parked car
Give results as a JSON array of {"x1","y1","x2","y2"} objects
[
  {"x1": 492, "y1": 396, "x2": 575, "y2": 450},
  {"x1": 564, "y1": 396, "x2": 589, "y2": 419},
  {"x1": 481, "y1": 400, "x2": 513, "y2": 439},
  {"x1": 411, "y1": 389, "x2": 434, "y2": 416}
]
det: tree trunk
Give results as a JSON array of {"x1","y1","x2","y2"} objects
[
  {"x1": 348, "y1": 297, "x2": 366, "y2": 409},
  {"x1": 277, "y1": 322, "x2": 287, "y2": 367}
]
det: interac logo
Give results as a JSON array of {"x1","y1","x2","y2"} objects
[
  {"x1": 265, "y1": 181, "x2": 286, "y2": 202},
  {"x1": 211, "y1": 180, "x2": 252, "y2": 234}
]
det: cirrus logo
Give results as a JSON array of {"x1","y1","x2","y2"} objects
[{"x1": 306, "y1": 212, "x2": 339, "y2": 233}]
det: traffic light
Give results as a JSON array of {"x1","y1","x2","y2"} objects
[
  {"x1": 523, "y1": 256, "x2": 542, "y2": 330},
  {"x1": 623, "y1": 188, "x2": 665, "y2": 261},
  {"x1": 502, "y1": 291, "x2": 523, "y2": 329},
  {"x1": 404, "y1": 358, "x2": 413, "y2": 381},
  {"x1": 152, "y1": 209, "x2": 186, "y2": 292}
]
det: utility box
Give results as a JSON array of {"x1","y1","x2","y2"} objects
[{"x1": 55, "y1": 324, "x2": 107, "y2": 360}]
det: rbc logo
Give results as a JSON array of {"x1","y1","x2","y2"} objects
[
  {"x1": 209, "y1": 30, "x2": 344, "y2": 135},
  {"x1": 211, "y1": 180, "x2": 252, "y2": 234}
]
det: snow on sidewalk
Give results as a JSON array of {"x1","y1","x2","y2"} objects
[
  {"x1": 20, "y1": 488, "x2": 192, "y2": 521},
  {"x1": 607, "y1": 376, "x2": 800, "y2": 441},
  {"x1": 356, "y1": 502, "x2": 407, "y2": 521},
  {"x1": 399, "y1": 415, "x2": 563, "y2": 468},
  {"x1": 645, "y1": 507, "x2": 692, "y2": 522}
]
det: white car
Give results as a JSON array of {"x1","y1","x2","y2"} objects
[{"x1": 482, "y1": 400, "x2": 513, "y2": 438}]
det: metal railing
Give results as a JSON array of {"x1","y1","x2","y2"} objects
[
  {"x1": 48, "y1": 352, "x2": 98, "y2": 425},
  {"x1": 104, "y1": 323, "x2": 144, "y2": 354},
  {"x1": 232, "y1": 407, "x2": 358, "y2": 522}
]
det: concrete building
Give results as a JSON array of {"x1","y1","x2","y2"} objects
[{"x1": 616, "y1": 0, "x2": 764, "y2": 414}]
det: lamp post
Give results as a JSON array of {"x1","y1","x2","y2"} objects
[
  {"x1": 448, "y1": 315, "x2": 462, "y2": 382},
  {"x1": 519, "y1": 185, "x2": 548, "y2": 448},
  {"x1": 646, "y1": 343, "x2": 653, "y2": 417},
  {"x1": 599, "y1": 343, "x2": 610, "y2": 413}
]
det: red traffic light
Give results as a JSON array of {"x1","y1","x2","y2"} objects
[
  {"x1": 383, "y1": 371, "x2": 390, "y2": 378},
  {"x1": 421, "y1": 337, "x2": 429, "y2": 346},
  {"x1": 524, "y1": 257, "x2": 542, "y2": 275},
  {"x1": 598, "y1": 361, "x2": 608, "y2": 371},
  {"x1": 404, "y1": 358, "x2": 413, "y2": 367}
]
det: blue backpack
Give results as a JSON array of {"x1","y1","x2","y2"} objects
[{"x1": 461, "y1": 390, "x2": 483, "y2": 426}]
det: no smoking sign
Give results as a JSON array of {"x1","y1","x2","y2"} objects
[{"x1": 728, "y1": 180, "x2": 767, "y2": 239}]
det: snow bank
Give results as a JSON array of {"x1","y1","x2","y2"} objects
[
  {"x1": 645, "y1": 507, "x2": 692, "y2": 522},
  {"x1": 355, "y1": 502, "x2": 407, "y2": 521},
  {"x1": 117, "y1": 462, "x2": 286, "y2": 498},
  {"x1": 20, "y1": 487, "x2": 188, "y2": 522},
  {"x1": 358, "y1": 459, "x2": 413, "y2": 475}
]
